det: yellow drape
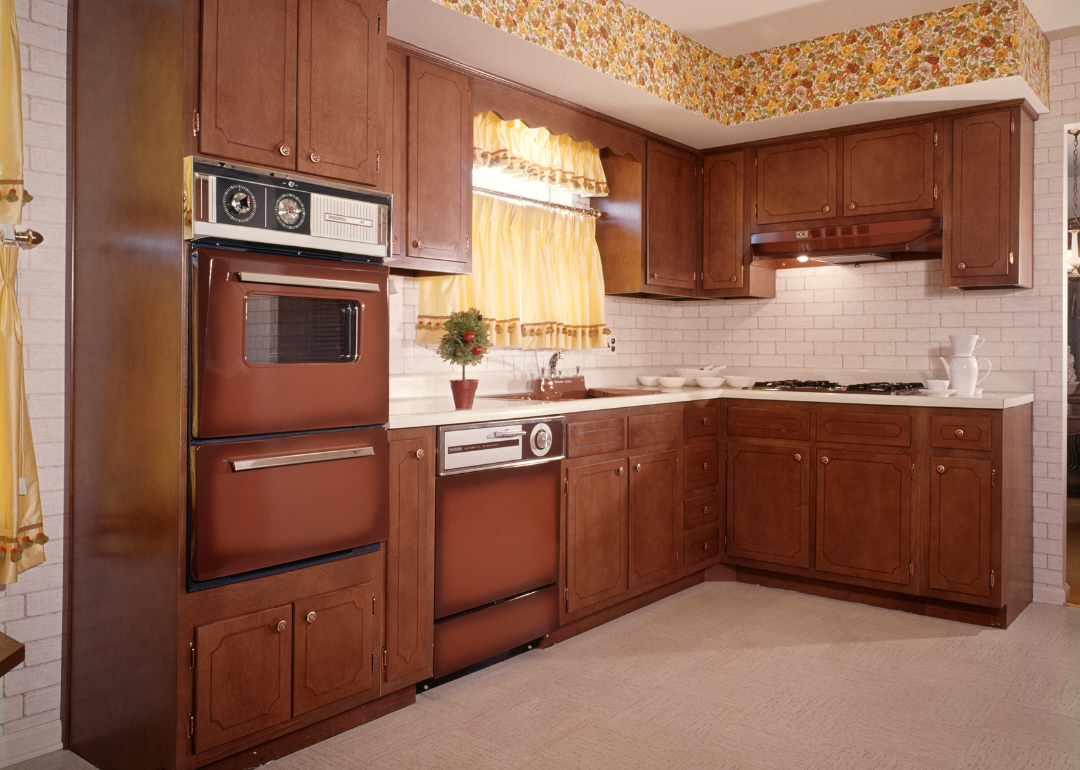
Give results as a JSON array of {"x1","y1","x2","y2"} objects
[
  {"x1": 473, "y1": 111, "x2": 609, "y2": 198},
  {"x1": 0, "y1": 0, "x2": 27, "y2": 224},
  {"x1": 417, "y1": 194, "x2": 609, "y2": 351},
  {"x1": 0, "y1": 244, "x2": 46, "y2": 584}
]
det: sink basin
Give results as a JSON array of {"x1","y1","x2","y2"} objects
[{"x1": 480, "y1": 376, "x2": 662, "y2": 402}]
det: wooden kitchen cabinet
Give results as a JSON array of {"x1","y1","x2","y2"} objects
[
  {"x1": 928, "y1": 457, "x2": 993, "y2": 599},
  {"x1": 198, "y1": 0, "x2": 386, "y2": 186},
  {"x1": 565, "y1": 458, "x2": 629, "y2": 614},
  {"x1": 725, "y1": 441, "x2": 810, "y2": 569},
  {"x1": 645, "y1": 140, "x2": 698, "y2": 294},
  {"x1": 628, "y1": 449, "x2": 679, "y2": 588},
  {"x1": 842, "y1": 122, "x2": 937, "y2": 217},
  {"x1": 755, "y1": 137, "x2": 836, "y2": 226},
  {"x1": 384, "y1": 428, "x2": 435, "y2": 692},
  {"x1": 193, "y1": 606, "x2": 294, "y2": 753},
  {"x1": 944, "y1": 106, "x2": 1033, "y2": 288},
  {"x1": 384, "y1": 47, "x2": 408, "y2": 259}
]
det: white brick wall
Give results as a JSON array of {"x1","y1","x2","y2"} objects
[
  {"x1": 1, "y1": 0, "x2": 67, "y2": 755},
  {"x1": 391, "y1": 32, "x2": 1080, "y2": 603}
]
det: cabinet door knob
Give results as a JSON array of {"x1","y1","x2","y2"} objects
[
  {"x1": 848, "y1": 202, "x2": 856, "y2": 210},
  {"x1": 412, "y1": 239, "x2": 425, "y2": 249},
  {"x1": 822, "y1": 205, "x2": 830, "y2": 213},
  {"x1": 391, "y1": 235, "x2": 398, "y2": 245},
  {"x1": 278, "y1": 145, "x2": 291, "y2": 157},
  {"x1": 618, "y1": 467, "x2": 624, "y2": 475},
  {"x1": 957, "y1": 262, "x2": 966, "y2": 270},
  {"x1": 415, "y1": 448, "x2": 425, "y2": 459},
  {"x1": 275, "y1": 620, "x2": 287, "y2": 633},
  {"x1": 702, "y1": 462, "x2": 708, "y2": 470},
  {"x1": 954, "y1": 429, "x2": 964, "y2": 438},
  {"x1": 730, "y1": 275, "x2": 737, "y2": 282},
  {"x1": 306, "y1": 611, "x2": 316, "y2": 624},
  {"x1": 702, "y1": 418, "x2": 709, "y2": 425},
  {"x1": 635, "y1": 463, "x2": 642, "y2": 472},
  {"x1": 310, "y1": 152, "x2": 320, "y2": 163},
  {"x1": 702, "y1": 506, "x2": 709, "y2": 514},
  {"x1": 937, "y1": 465, "x2": 946, "y2": 474},
  {"x1": 794, "y1": 454, "x2": 801, "y2": 461},
  {"x1": 651, "y1": 272, "x2": 658, "y2": 278},
  {"x1": 821, "y1": 456, "x2": 829, "y2": 464},
  {"x1": 703, "y1": 543, "x2": 709, "y2": 551}
]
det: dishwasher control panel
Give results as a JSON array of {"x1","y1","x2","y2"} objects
[{"x1": 437, "y1": 417, "x2": 566, "y2": 476}]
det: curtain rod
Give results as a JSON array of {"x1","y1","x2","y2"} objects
[{"x1": 472, "y1": 186, "x2": 602, "y2": 218}]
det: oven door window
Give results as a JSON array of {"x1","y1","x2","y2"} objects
[{"x1": 245, "y1": 294, "x2": 359, "y2": 365}]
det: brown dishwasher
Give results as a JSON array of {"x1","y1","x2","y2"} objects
[{"x1": 432, "y1": 417, "x2": 565, "y2": 679}]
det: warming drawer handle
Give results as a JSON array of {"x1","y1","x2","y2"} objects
[
  {"x1": 236, "y1": 271, "x2": 381, "y2": 293},
  {"x1": 230, "y1": 446, "x2": 375, "y2": 472}
]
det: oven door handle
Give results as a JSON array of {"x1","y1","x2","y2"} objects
[
  {"x1": 229, "y1": 446, "x2": 375, "y2": 472},
  {"x1": 236, "y1": 271, "x2": 381, "y2": 293}
]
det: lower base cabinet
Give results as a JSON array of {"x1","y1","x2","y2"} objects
[
  {"x1": 928, "y1": 456, "x2": 993, "y2": 598},
  {"x1": 628, "y1": 449, "x2": 679, "y2": 588},
  {"x1": 566, "y1": 457, "x2": 629, "y2": 614}
]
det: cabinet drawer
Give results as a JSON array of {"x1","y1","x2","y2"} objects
[
  {"x1": 930, "y1": 415, "x2": 992, "y2": 452},
  {"x1": 684, "y1": 443, "x2": 719, "y2": 491},
  {"x1": 685, "y1": 529, "x2": 720, "y2": 567},
  {"x1": 726, "y1": 405, "x2": 810, "y2": 441},
  {"x1": 684, "y1": 492, "x2": 720, "y2": 530},
  {"x1": 684, "y1": 405, "x2": 719, "y2": 438},
  {"x1": 567, "y1": 417, "x2": 626, "y2": 458},
  {"x1": 817, "y1": 411, "x2": 911, "y2": 447},
  {"x1": 628, "y1": 408, "x2": 679, "y2": 449}
]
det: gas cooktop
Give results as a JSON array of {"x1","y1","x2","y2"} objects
[{"x1": 752, "y1": 380, "x2": 925, "y2": 395}]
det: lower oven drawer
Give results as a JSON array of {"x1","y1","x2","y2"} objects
[{"x1": 191, "y1": 428, "x2": 389, "y2": 582}]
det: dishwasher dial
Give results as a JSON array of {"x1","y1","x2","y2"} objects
[{"x1": 530, "y1": 423, "x2": 553, "y2": 456}]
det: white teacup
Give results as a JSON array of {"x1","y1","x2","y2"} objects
[
  {"x1": 949, "y1": 334, "x2": 984, "y2": 357},
  {"x1": 925, "y1": 379, "x2": 950, "y2": 390}
]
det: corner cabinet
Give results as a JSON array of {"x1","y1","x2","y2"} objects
[
  {"x1": 944, "y1": 106, "x2": 1034, "y2": 289},
  {"x1": 198, "y1": 0, "x2": 386, "y2": 186},
  {"x1": 384, "y1": 46, "x2": 473, "y2": 275}
]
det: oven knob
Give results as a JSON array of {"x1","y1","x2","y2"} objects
[
  {"x1": 230, "y1": 190, "x2": 253, "y2": 215},
  {"x1": 530, "y1": 423, "x2": 553, "y2": 456}
]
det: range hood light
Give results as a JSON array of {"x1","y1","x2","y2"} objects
[{"x1": 796, "y1": 255, "x2": 809, "y2": 262}]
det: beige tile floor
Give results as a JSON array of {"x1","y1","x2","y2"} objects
[{"x1": 14, "y1": 582, "x2": 1080, "y2": 770}]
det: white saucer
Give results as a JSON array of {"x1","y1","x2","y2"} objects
[{"x1": 920, "y1": 388, "x2": 956, "y2": 397}]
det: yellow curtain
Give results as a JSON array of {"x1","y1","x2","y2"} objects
[
  {"x1": 473, "y1": 111, "x2": 609, "y2": 198},
  {"x1": 417, "y1": 193, "x2": 609, "y2": 351},
  {"x1": 0, "y1": 0, "x2": 46, "y2": 584}
]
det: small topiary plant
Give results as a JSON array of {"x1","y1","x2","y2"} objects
[{"x1": 436, "y1": 308, "x2": 491, "y2": 379}]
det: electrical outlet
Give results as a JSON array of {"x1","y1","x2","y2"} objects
[{"x1": 608, "y1": 336, "x2": 616, "y2": 352}]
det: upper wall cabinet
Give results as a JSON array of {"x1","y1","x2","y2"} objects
[
  {"x1": 944, "y1": 106, "x2": 1033, "y2": 289},
  {"x1": 198, "y1": 0, "x2": 386, "y2": 186},
  {"x1": 646, "y1": 141, "x2": 699, "y2": 294},
  {"x1": 843, "y1": 122, "x2": 937, "y2": 217},
  {"x1": 755, "y1": 137, "x2": 836, "y2": 226}
]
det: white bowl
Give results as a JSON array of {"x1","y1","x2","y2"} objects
[
  {"x1": 724, "y1": 376, "x2": 755, "y2": 389},
  {"x1": 695, "y1": 377, "x2": 726, "y2": 388},
  {"x1": 676, "y1": 366, "x2": 726, "y2": 378},
  {"x1": 657, "y1": 376, "x2": 687, "y2": 388},
  {"x1": 920, "y1": 388, "x2": 956, "y2": 397},
  {"x1": 637, "y1": 375, "x2": 660, "y2": 387}
]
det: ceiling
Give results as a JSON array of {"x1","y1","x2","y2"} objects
[{"x1": 388, "y1": 0, "x2": 1078, "y2": 150}]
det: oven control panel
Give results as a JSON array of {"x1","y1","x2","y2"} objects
[{"x1": 437, "y1": 417, "x2": 566, "y2": 476}]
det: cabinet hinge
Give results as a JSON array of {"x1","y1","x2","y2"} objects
[
  {"x1": 754, "y1": 156, "x2": 758, "y2": 168},
  {"x1": 468, "y1": 87, "x2": 471, "y2": 104},
  {"x1": 911, "y1": 463, "x2": 914, "y2": 481},
  {"x1": 933, "y1": 184, "x2": 938, "y2": 202},
  {"x1": 192, "y1": 110, "x2": 200, "y2": 137},
  {"x1": 377, "y1": 14, "x2": 381, "y2": 38},
  {"x1": 1010, "y1": 119, "x2": 1015, "y2": 135},
  {"x1": 909, "y1": 561, "x2": 913, "y2": 576},
  {"x1": 1008, "y1": 252, "x2": 1014, "y2": 266},
  {"x1": 724, "y1": 534, "x2": 728, "y2": 547},
  {"x1": 466, "y1": 235, "x2": 470, "y2": 252},
  {"x1": 990, "y1": 569, "x2": 995, "y2": 588},
  {"x1": 376, "y1": 150, "x2": 380, "y2": 175},
  {"x1": 188, "y1": 712, "x2": 194, "y2": 738},
  {"x1": 564, "y1": 587, "x2": 568, "y2": 607},
  {"x1": 189, "y1": 642, "x2": 195, "y2": 670},
  {"x1": 564, "y1": 479, "x2": 568, "y2": 496},
  {"x1": 933, "y1": 130, "x2": 938, "y2": 146},
  {"x1": 371, "y1": 652, "x2": 375, "y2": 672},
  {"x1": 373, "y1": 595, "x2": 376, "y2": 614},
  {"x1": 991, "y1": 469, "x2": 996, "y2": 487},
  {"x1": 382, "y1": 648, "x2": 387, "y2": 671},
  {"x1": 754, "y1": 203, "x2": 758, "y2": 217}
]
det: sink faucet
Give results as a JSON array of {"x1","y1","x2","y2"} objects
[{"x1": 547, "y1": 351, "x2": 562, "y2": 378}]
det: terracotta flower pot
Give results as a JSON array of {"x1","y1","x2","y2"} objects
[{"x1": 450, "y1": 379, "x2": 478, "y2": 410}]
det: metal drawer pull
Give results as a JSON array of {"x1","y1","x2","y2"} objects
[
  {"x1": 702, "y1": 507, "x2": 709, "y2": 514},
  {"x1": 794, "y1": 454, "x2": 801, "y2": 461},
  {"x1": 491, "y1": 430, "x2": 527, "y2": 438},
  {"x1": 848, "y1": 202, "x2": 856, "y2": 210},
  {"x1": 957, "y1": 262, "x2": 966, "y2": 270},
  {"x1": 954, "y1": 429, "x2": 964, "y2": 437},
  {"x1": 278, "y1": 145, "x2": 291, "y2": 156},
  {"x1": 702, "y1": 418, "x2": 710, "y2": 425},
  {"x1": 822, "y1": 205, "x2": 830, "y2": 213},
  {"x1": 635, "y1": 464, "x2": 642, "y2": 472},
  {"x1": 275, "y1": 620, "x2": 287, "y2": 632},
  {"x1": 412, "y1": 239, "x2": 425, "y2": 249},
  {"x1": 230, "y1": 446, "x2": 375, "y2": 472},
  {"x1": 306, "y1": 612, "x2": 316, "y2": 623},
  {"x1": 937, "y1": 465, "x2": 945, "y2": 473},
  {"x1": 237, "y1": 272, "x2": 380, "y2": 293},
  {"x1": 703, "y1": 543, "x2": 709, "y2": 551},
  {"x1": 702, "y1": 462, "x2": 708, "y2": 470},
  {"x1": 310, "y1": 153, "x2": 320, "y2": 163}
]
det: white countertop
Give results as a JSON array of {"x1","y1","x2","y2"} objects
[{"x1": 387, "y1": 383, "x2": 1035, "y2": 430}]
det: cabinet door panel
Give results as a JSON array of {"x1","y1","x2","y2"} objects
[
  {"x1": 194, "y1": 606, "x2": 293, "y2": 754},
  {"x1": 843, "y1": 123, "x2": 935, "y2": 216},
  {"x1": 407, "y1": 58, "x2": 471, "y2": 264},
  {"x1": 566, "y1": 458, "x2": 628, "y2": 614},
  {"x1": 726, "y1": 405, "x2": 810, "y2": 441},
  {"x1": 296, "y1": 0, "x2": 385, "y2": 185},
  {"x1": 817, "y1": 411, "x2": 911, "y2": 448},
  {"x1": 930, "y1": 414, "x2": 993, "y2": 452},
  {"x1": 756, "y1": 138, "x2": 836, "y2": 225},
  {"x1": 949, "y1": 111, "x2": 1011, "y2": 281},
  {"x1": 646, "y1": 141, "x2": 697, "y2": 292},
  {"x1": 293, "y1": 585, "x2": 375, "y2": 716},
  {"x1": 929, "y1": 457, "x2": 992, "y2": 598},
  {"x1": 684, "y1": 492, "x2": 720, "y2": 530},
  {"x1": 628, "y1": 408, "x2": 678, "y2": 449},
  {"x1": 385, "y1": 431, "x2": 434, "y2": 690},
  {"x1": 629, "y1": 450, "x2": 679, "y2": 588},
  {"x1": 567, "y1": 416, "x2": 625, "y2": 458},
  {"x1": 702, "y1": 150, "x2": 744, "y2": 290},
  {"x1": 385, "y1": 47, "x2": 407, "y2": 257},
  {"x1": 200, "y1": 0, "x2": 297, "y2": 168},
  {"x1": 816, "y1": 449, "x2": 911, "y2": 586},
  {"x1": 726, "y1": 442, "x2": 810, "y2": 568}
]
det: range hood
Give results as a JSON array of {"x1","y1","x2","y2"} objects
[{"x1": 751, "y1": 218, "x2": 941, "y2": 269}]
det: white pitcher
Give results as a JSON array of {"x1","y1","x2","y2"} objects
[
  {"x1": 948, "y1": 334, "x2": 985, "y2": 357},
  {"x1": 939, "y1": 355, "x2": 991, "y2": 397}
]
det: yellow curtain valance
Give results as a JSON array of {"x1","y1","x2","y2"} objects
[
  {"x1": 417, "y1": 193, "x2": 609, "y2": 352},
  {"x1": 473, "y1": 111, "x2": 609, "y2": 198}
]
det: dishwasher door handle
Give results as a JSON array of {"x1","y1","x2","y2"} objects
[{"x1": 491, "y1": 430, "x2": 527, "y2": 438}]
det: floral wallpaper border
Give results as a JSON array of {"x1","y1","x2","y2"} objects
[{"x1": 434, "y1": 0, "x2": 1050, "y2": 128}]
